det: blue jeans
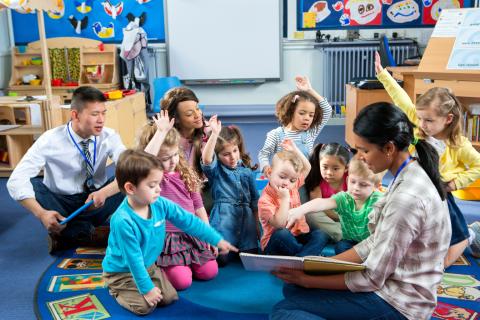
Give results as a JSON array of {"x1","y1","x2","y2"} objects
[
  {"x1": 31, "y1": 177, "x2": 124, "y2": 241},
  {"x1": 271, "y1": 284, "x2": 406, "y2": 320},
  {"x1": 334, "y1": 239, "x2": 358, "y2": 255},
  {"x1": 264, "y1": 228, "x2": 330, "y2": 257},
  {"x1": 447, "y1": 193, "x2": 470, "y2": 245}
]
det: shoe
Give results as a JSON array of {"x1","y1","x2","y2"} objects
[
  {"x1": 79, "y1": 226, "x2": 110, "y2": 248},
  {"x1": 469, "y1": 221, "x2": 480, "y2": 258},
  {"x1": 47, "y1": 233, "x2": 74, "y2": 254},
  {"x1": 92, "y1": 225, "x2": 110, "y2": 247}
]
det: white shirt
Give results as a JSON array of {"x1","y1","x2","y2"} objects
[{"x1": 7, "y1": 123, "x2": 126, "y2": 201}]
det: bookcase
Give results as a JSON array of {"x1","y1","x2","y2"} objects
[
  {"x1": 465, "y1": 111, "x2": 480, "y2": 145},
  {"x1": 8, "y1": 37, "x2": 119, "y2": 104}
]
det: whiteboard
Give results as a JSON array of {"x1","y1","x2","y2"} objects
[{"x1": 165, "y1": 0, "x2": 282, "y2": 82}]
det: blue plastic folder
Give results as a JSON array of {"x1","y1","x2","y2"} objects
[{"x1": 60, "y1": 200, "x2": 94, "y2": 225}]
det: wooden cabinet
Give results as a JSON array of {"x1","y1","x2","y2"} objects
[
  {"x1": 0, "y1": 96, "x2": 62, "y2": 176},
  {"x1": 0, "y1": 105, "x2": 31, "y2": 125},
  {"x1": 105, "y1": 93, "x2": 148, "y2": 149},
  {"x1": 61, "y1": 93, "x2": 147, "y2": 149},
  {"x1": 386, "y1": 66, "x2": 417, "y2": 102},
  {"x1": 345, "y1": 84, "x2": 393, "y2": 147},
  {"x1": 9, "y1": 37, "x2": 119, "y2": 104}
]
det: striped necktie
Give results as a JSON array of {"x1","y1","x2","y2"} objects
[{"x1": 79, "y1": 139, "x2": 94, "y2": 191}]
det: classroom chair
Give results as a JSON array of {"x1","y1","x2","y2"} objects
[
  {"x1": 152, "y1": 76, "x2": 181, "y2": 113},
  {"x1": 379, "y1": 35, "x2": 396, "y2": 67}
]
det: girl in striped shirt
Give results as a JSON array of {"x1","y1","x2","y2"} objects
[{"x1": 258, "y1": 76, "x2": 332, "y2": 174}]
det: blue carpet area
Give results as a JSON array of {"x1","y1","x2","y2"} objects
[
  {"x1": 35, "y1": 250, "x2": 281, "y2": 319},
  {"x1": 0, "y1": 177, "x2": 55, "y2": 320}
]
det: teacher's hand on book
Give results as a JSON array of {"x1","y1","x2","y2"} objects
[{"x1": 272, "y1": 267, "x2": 310, "y2": 288}]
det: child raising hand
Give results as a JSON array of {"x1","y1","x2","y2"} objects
[{"x1": 258, "y1": 76, "x2": 332, "y2": 174}]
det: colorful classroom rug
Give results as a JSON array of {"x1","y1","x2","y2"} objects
[
  {"x1": 35, "y1": 247, "x2": 283, "y2": 319},
  {"x1": 433, "y1": 251, "x2": 480, "y2": 320},
  {"x1": 35, "y1": 248, "x2": 480, "y2": 319}
]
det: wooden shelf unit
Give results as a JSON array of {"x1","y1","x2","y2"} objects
[
  {"x1": 0, "y1": 97, "x2": 62, "y2": 176},
  {"x1": 8, "y1": 37, "x2": 119, "y2": 103},
  {"x1": 344, "y1": 84, "x2": 394, "y2": 147}
]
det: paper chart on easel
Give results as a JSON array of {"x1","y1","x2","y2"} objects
[
  {"x1": 431, "y1": 8, "x2": 465, "y2": 38},
  {"x1": 447, "y1": 8, "x2": 480, "y2": 70}
]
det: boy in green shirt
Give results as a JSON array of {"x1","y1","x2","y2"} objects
[{"x1": 287, "y1": 158, "x2": 383, "y2": 254}]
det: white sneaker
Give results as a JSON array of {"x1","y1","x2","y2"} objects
[{"x1": 469, "y1": 221, "x2": 480, "y2": 258}]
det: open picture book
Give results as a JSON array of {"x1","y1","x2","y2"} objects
[{"x1": 240, "y1": 253, "x2": 365, "y2": 274}]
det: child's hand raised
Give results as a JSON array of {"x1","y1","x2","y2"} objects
[
  {"x1": 208, "y1": 115, "x2": 222, "y2": 135},
  {"x1": 216, "y1": 239, "x2": 238, "y2": 255},
  {"x1": 143, "y1": 286, "x2": 163, "y2": 307},
  {"x1": 295, "y1": 76, "x2": 313, "y2": 92},
  {"x1": 374, "y1": 51, "x2": 384, "y2": 75},
  {"x1": 152, "y1": 110, "x2": 174, "y2": 133}
]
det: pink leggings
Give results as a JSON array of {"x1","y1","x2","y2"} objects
[{"x1": 164, "y1": 260, "x2": 218, "y2": 290}]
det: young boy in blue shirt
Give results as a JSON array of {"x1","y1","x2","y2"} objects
[{"x1": 102, "y1": 149, "x2": 237, "y2": 315}]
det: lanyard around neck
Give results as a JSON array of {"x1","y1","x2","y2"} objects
[
  {"x1": 391, "y1": 155, "x2": 412, "y2": 186},
  {"x1": 67, "y1": 121, "x2": 97, "y2": 171}
]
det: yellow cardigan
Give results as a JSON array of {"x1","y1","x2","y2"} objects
[{"x1": 377, "y1": 69, "x2": 480, "y2": 190}]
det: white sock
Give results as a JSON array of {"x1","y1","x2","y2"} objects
[{"x1": 468, "y1": 227, "x2": 476, "y2": 246}]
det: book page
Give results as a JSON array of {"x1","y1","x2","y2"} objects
[
  {"x1": 240, "y1": 253, "x2": 304, "y2": 272},
  {"x1": 304, "y1": 255, "x2": 364, "y2": 267}
]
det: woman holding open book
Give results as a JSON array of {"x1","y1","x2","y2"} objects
[{"x1": 271, "y1": 102, "x2": 451, "y2": 320}]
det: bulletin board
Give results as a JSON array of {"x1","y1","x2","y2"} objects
[
  {"x1": 11, "y1": 0, "x2": 165, "y2": 44},
  {"x1": 297, "y1": 0, "x2": 473, "y2": 30}
]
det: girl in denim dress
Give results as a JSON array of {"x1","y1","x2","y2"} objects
[{"x1": 201, "y1": 116, "x2": 259, "y2": 266}]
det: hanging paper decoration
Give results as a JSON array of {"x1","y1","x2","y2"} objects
[
  {"x1": 101, "y1": 0, "x2": 123, "y2": 20},
  {"x1": 2, "y1": 0, "x2": 65, "y2": 12},
  {"x1": 68, "y1": 15, "x2": 88, "y2": 34},
  {"x1": 92, "y1": 21, "x2": 115, "y2": 38},
  {"x1": 47, "y1": 0, "x2": 64, "y2": 19},
  {"x1": 308, "y1": 1, "x2": 331, "y2": 23},
  {"x1": 74, "y1": 0, "x2": 93, "y2": 13},
  {"x1": 136, "y1": 0, "x2": 152, "y2": 4},
  {"x1": 344, "y1": 0, "x2": 382, "y2": 26},
  {"x1": 5, "y1": 0, "x2": 34, "y2": 13},
  {"x1": 386, "y1": 0, "x2": 420, "y2": 23},
  {"x1": 0, "y1": 0, "x2": 27, "y2": 10}
]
